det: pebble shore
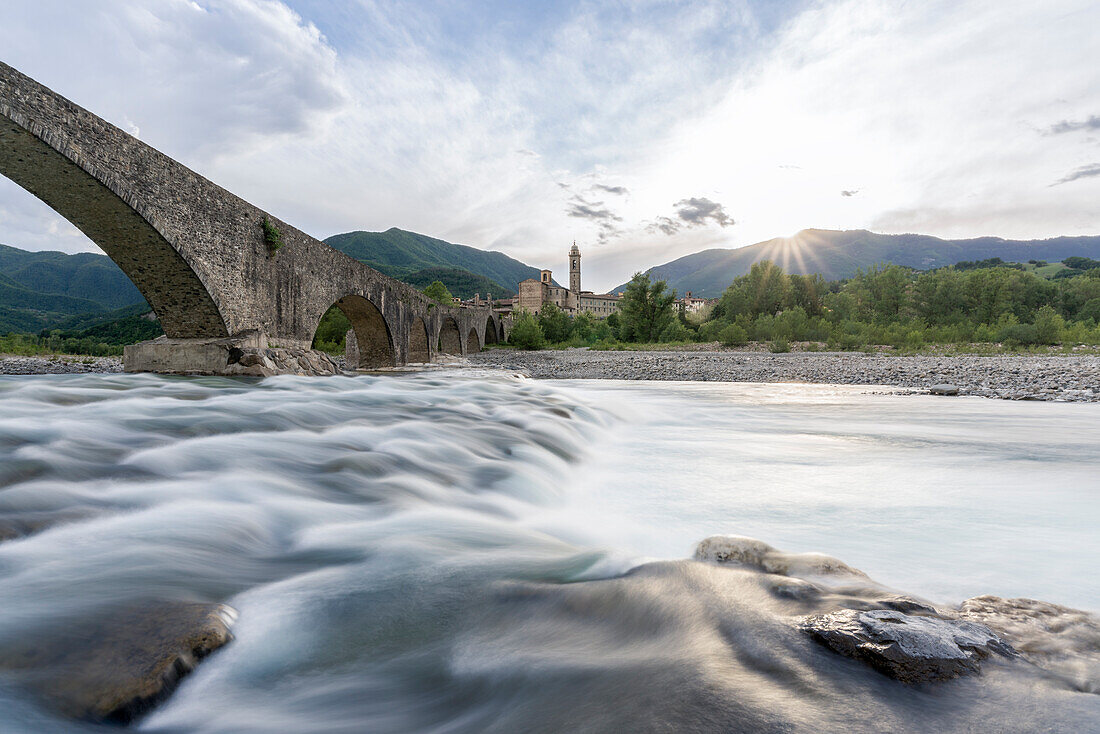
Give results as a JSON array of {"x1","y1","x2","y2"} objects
[
  {"x1": 0, "y1": 354, "x2": 123, "y2": 374},
  {"x1": 465, "y1": 349, "x2": 1100, "y2": 402},
  {"x1": 4, "y1": 350, "x2": 1099, "y2": 402}
]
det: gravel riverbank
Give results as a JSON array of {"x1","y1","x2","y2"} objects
[
  {"x1": 465, "y1": 349, "x2": 1100, "y2": 402},
  {"x1": 4, "y1": 350, "x2": 1099, "y2": 402},
  {"x1": 0, "y1": 354, "x2": 123, "y2": 374}
]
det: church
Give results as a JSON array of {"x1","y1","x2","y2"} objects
[{"x1": 515, "y1": 243, "x2": 622, "y2": 316}]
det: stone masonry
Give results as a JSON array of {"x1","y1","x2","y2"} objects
[{"x1": 0, "y1": 61, "x2": 507, "y2": 374}]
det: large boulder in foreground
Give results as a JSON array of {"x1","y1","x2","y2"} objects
[
  {"x1": 1, "y1": 601, "x2": 236, "y2": 723},
  {"x1": 801, "y1": 608, "x2": 1015, "y2": 683}
]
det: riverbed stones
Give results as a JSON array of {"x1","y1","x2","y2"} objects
[
  {"x1": 0, "y1": 601, "x2": 236, "y2": 723},
  {"x1": 695, "y1": 535, "x2": 867, "y2": 579},
  {"x1": 955, "y1": 595, "x2": 1100, "y2": 692},
  {"x1": 800, "y1": 608, "x2": 1015, "y2": 683},
  {"x1": 929, "y1": 383, "x2": 959, "y2": 395},
  {"x1": 465, "y1": 349, "x2": 1100, "y2": 403}
]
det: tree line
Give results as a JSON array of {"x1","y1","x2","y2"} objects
[{"x1": 505, "y1": 258, "x2": 1100, "y2": 351}]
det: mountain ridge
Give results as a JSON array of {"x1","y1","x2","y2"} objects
[
  {"x1": 324, "y1": 228, "x2": 543, "y2": 294},
  {"x1": 619, "y1": 229, "x2": 1100, "y2": 296}
]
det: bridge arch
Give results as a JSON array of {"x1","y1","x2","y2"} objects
[
  {"x1": 483, "y1": 316, "x2": 499, "y2": 345},
  {"x1": 466, "y1": 327, "x2": 480, "y2": 353},
  {"x1": 0, "y1": 99, "x2": 228, "y2": 338},
  {"x1": 325, "y1": 295, "x2": 395, "y2": 369},
  {"x1": 438, "y1": 316, "x2": 462, "y2": 355},
  {"x1": 409, "y1": 316, "x2": 430, "y2": 362}
]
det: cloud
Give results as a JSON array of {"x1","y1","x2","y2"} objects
[
  {"x1": 1046, "y1": 116, "x2": 1100, "y2": 135},
  {"x1": 591, "y1": 183, "x2": 628, "y2": 195},
  {"x1": 841, "y1": 189, "x2": 860, "y2": 197},
  {"x1": 1050, "y1": 163, "x2": 1100, "y2": 186},
  {"x1": 674, "y1": 197, "x2": 735, "y2": 227},
  {"x1": 642, "y1": 216, "x2": 676, "y2": 236},
  {"x1": 565, "y1": 194, "x2": 623, "y2": 244},
  {"x1": 644, "y1": 197, "x2": 735, "y2": 235}
]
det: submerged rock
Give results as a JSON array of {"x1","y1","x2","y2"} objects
[
  {"x1": 801, "y1": 608, "x2": 1015, "y2": 683},
  {"x1": 695, "y1": 535, "x2": 867, "y2": 579},
  {"x1": 957, "y1": 595, "x2": 1100, "y2": 693},
  {"x1": 0, "y1": 601, "x2": 236, "y2": 723}
]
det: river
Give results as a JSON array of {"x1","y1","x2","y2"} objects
[{"x1": 0, "y1": 371, "x2": 1096, "y2": 732}]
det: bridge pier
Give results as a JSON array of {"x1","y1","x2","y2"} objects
[{"x1": 124, "y1": 332, "x2": 340, "y2": 377}]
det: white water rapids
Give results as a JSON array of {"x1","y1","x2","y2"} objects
[{"x1": 0, "y1": 371, "x2": 1096, "y2": 732}]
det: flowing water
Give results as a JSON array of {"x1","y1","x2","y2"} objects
[{"x1": 0, "y1": 371, "x2": 1097, "y2": 732}]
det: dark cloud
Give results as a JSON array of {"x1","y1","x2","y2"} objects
[
  {"x1": 674, "y1": 197, "x2": 735, "y2": 228},
  {"x1": 645, "y1": 216, "x2": 681, "y2": 236},
  {"x1": 565, "y1": 195, "x2": 623, "y2": 244},
  {"x1": 1050, "y1": 163, "x2": 1100, "y2": 186},
  {"x1": 591, "y1": 183, "x2": 628, "y2": 195},
  {"x1": 841, "y1": 189, "x2": 859, "y2": 197},
  {"x1": 644, "y1": 197, "x2": 735, "y2": 236},
  {"x1": 1046, "y1": 116, "x2": 1100, "y2": 135}
]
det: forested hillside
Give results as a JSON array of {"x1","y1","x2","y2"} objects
[{"x1": 325, "y1": 228, "x2": 541, "y2": 293}]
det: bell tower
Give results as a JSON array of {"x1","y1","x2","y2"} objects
[{"x1": 569, "y1": 241, "x2": 581, "y2": 295}]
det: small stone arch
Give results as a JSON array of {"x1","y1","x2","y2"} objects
[
  {"x1": 467, "y1": 327, "x2": 480, "y2": 353},
  {"x1": 438, "y1": 316, "x2": 462, "y2": 355},
  {"x1": 323, "y1": 295, "x2": 395, "y2": 369},
  {"x1": 483, "y1": 316, "x2": 499, "y2": 344},
  {"x1": 409, "y1": 316, "x2": 430, "y2": 362}
]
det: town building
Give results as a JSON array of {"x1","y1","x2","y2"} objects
[{"x1": 516, "y1": 243, "x2": 622, "y2": 316}]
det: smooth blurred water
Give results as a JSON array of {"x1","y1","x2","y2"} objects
[{"x1": 0, "y1": 372, "x2": 1096, "y2": 732}]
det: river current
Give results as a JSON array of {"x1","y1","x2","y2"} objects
[{"x1": 0, "y1": 371, "x2": 1096, "y2": 732}]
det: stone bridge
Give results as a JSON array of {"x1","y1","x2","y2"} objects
[{"x1": 0, "y1": 61, "x2": 507, "y2": 375}]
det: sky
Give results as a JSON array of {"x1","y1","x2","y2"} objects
[{"x1": 0, "y1": 0, "x2": 1098, "y2": 292}]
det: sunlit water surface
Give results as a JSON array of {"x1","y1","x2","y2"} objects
[{"x1": 0, "y1": 371, "x2": 1096, "y2": 732}]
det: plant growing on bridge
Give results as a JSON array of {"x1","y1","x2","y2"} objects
[{"x1": 261, "y1": 217, "x2": 284, "y2": 254}]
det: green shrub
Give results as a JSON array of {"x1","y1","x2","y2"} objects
[
  {"x1": 768, "y1": 337, "x2": 791, "y2": 353},
  {"x1": 508, "y1": 310, "x2": 545, "y2": 350},
  {"x1": 998, "y1": 322, "x2": 1038, "y2": 348},
  {"x1": 1033, "y1": 305, "x2": 1064, "y2": 345},
  {"x1": 719, "y1": 323, "x2": 748, "y2": 346},
  {"x1": 261, "y1": 217, "x2": 284, "y2": 253}
]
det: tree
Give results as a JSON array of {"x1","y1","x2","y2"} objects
[
  {"x1": 508, "y1": 310, "x2": 545, "y2": 349},
  {"x1": 538, "y1": 303, "x2": 571, "y2": 343},
  {"x1": 423, "y1": 280, "x2": 453, "y2": 303},
  {"x1": 719, "y1": 323, "x2": 748, "y2": 346},
  {"x1": 572, "y1": 312, "x2": 595, "y2": 343},
  {"x1": 618, "y1": 273, "x2": 676, "y2": 342},
  {"x1": 1033, "y1": 305, "x2": 1064, "y2": 344}
]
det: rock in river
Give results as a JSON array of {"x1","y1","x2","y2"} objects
[
  {"x1": 800, "y1": 608, "x2": 1015, "y2": 684},
  {"x1": 0, "y1": 601, "x2": 236, "y2": 723},
  {"x1": 929, "y1": 383, "x2": 959, "y2": 396}
]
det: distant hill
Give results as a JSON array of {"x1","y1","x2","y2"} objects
[
  {"x1": 0, "y1": 244, "x2": 147, "y2": 334},
  {"x1": 324, "y1": 228, "x2": 544, "y2": 293},
  {"x1": 0, "y1": 243, "x2": 143, "y2": 308},
  {"x1": 621, "y1": 229, "x2": 1100, "y2": 297},
  {"x1": 398, "y1": 267, "x2": 510, "y2": 299}
]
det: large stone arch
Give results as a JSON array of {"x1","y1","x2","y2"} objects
[
  {"x1": 326, "y1": 295, "x2": 395, "y2": 369},
  {"x1": 439, "y1": 316, "x2": 462, "y2": 355},
  {"x1": 409, "y1": 316, "x2": 430, "y2": 362},
  {"x1": 466, "y1": 327, "x2": 481, "y2": 353},
  {"x1": 0, "y1": 87, "x2": 227, "y2": 338}
]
